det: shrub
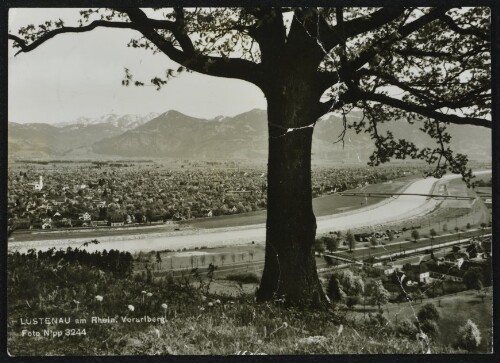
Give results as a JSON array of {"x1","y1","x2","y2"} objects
[
  {"x1": 365, "y1": 312, "x2": 390, "y2": 328},
  {"x1": 417, "y1": 303, "x2": 440, "y2": 323},
  {"x1": 397, "y1": 319, "x2": 418, "y2": 339},
  {"x1": 419, "y1": 319, "x2": 439, "y2": 338},
  {"x1": 326, "y1": 276, "x2": 344, "y2": 303},
  {"x1": 345, "y1": 295, "x2": 360, "y2": 309},
  {"x1": 411, "y1": 229, "x2": 420, "y2": 242},
  {"x1": 313, "y1": 238, "x2": 325, "y2": 254},
  {"x1": 463, "y1": 267, "x2": 484, "y2": 290},
  {"x1": 225, "y1": 272, "x2": 260, "y2": 284},
  {"x1": 456, "y1": 319, "x2": 482, "y2": 351}
]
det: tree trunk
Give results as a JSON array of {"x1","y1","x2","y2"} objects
[{"x1": 256, "y1": 77, "x2": 327, "y2": 307}]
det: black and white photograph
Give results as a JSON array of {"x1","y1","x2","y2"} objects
[{"x1": 4, "y1": 2, "x2": 496, "y2": 357}]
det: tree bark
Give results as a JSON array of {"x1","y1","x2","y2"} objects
[{"x1": 256, "y1": 73, "x2": 327, "y2": 307}]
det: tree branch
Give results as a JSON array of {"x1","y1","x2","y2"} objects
[
  {"x1": 321, "y1": 8, "x2": 406, "y2": 52},
  {"x1": 440, "y1": 14, "x2": 489, "y2": 42},
  {"x1": 10, "y1": 8, "x2": 263, "y2": 86},
  {"x1": 316, "y1": 88, "x2": 359, "y2": 117},
  {"x1": 119, "y1": 8, "x2": 263, "y2": 86},
  {"x1": 9, "y1": 21, "x2": 143, "y2": 56},
  {"x1": 358, "y1": 69, "x2": 490, "y2": 110},
  {"x1": 357, "y1": 91, "x2": 491, "y2": 128},
  {"x1": 325, "y1": 8, "x2": 450, "y2": 92}
]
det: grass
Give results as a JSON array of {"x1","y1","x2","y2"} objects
[
  {"x1": 382, "y1": 289, "x2": 493, "y2": 352},
  {"x1": 7, "y1": 248, "x2": 475, "y2": 356}
]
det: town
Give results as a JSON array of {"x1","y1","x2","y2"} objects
[{"x1": 7, "y1": 161, "x2": 427, "y2": 231}]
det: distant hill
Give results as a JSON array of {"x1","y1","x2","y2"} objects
[
  {"x1": 55, "y1": 112, "x2": 159, "y2": 130},
  {"x1": 92, "y1": 110, "x2": 269, "y2": 160},
  {"x1": 8, "y1": 113, "x2": 159, "y2": 159},
  {"x1": 9, "y1": 109, "x2": 491, "y2": 162}
]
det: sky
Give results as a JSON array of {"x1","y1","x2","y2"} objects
[{"x1": 8, "y1": 8, "x2": 267, "y2": 124}]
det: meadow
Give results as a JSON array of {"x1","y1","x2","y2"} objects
[{"x1": 7, "y1": 247, "x2": 480, "y2": 356}]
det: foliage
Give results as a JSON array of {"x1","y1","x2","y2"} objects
[
  {"x1": 456, "y1": 319, "x2": 482, "y2": 351},
  {"x1": 364, "y1": 312, "x2": 390, "y2": 330},
  {"x1": 345, "y1": 295, "x2": 360, "y2": 309},
  {"x1": 6, "y1": 249, "x2": 471, "y2": 355},
  {"x1": 335, "y1": 270, "x2": 364, "y2": 297},
  {"x1": 346, "y1": 230, "x2": 355, "y2": 252},
  {"x1": 9, "y1": 8, "x2": 491, "y2": 185},
  {"x1": 463, "y1": 267, "x2": 484, "y2": 290},
  {"x1": 397, "y1": 319, "x2": 419, "y2": 339},
  {"x1": 313, "y1": 238, "x2": 325, "y2": 254},
  {"x1": 8, "y1": 246, "x2": 133, "y2": 280},
  {"x1": 369, "y1": 280, "x2": 390, "y2": 311},
  {"x1": 361, "y1": 265, "x2": 385, "y2": 278},
  {"x1": 326, "y1": 276, "x2": 344, "y2": 303},
  {"x1": 419, "y1": 319, "x2": 440, "y2": 339},
  {"x1": 321, "y1": 236, "x2": 339, "y2": 252},
  {"x1": 226, "y1": 272, "x2": 260, "y2": 284},
  {"x1": 8, "y1": 6, "x2": 491, "y2": 305},
  {"x1": 417, "y1": 303, "x2": 440, "y2": 323},
  {"x1": 411, "y1": 229, "x2": 420, "y2": 242}
]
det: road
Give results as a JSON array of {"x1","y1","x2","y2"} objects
[{"x1": 8, "y1": 170, "x2": 491, "y2": 253}]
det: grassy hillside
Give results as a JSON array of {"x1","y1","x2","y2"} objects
[{"x1": 7, "y1": 248, "x2": 477, "y2": 356}]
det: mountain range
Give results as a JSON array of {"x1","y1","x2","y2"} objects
[{"x1": 8, "y1": 109, "x2": 491, "y2": 162}]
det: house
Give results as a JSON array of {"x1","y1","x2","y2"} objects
[
  {"x1": 52, "y1": 196, "x2": 66, "y2": 206},
  {"x1": 78, "y1": 212, "x2": 91, "y2": 221},
  {"x1": 406, "y1": 263, "x2": 430, "y2": 284},
  {"x1": 95, "y1": 201, "x2": 106, "y2": 208},
  {"x1": 108, "y1": 215, "x2": 124, "y2": 227},
  {"x1": 383, "y1": 266, "x2": 396, "y2": 276},
  {"x1": 27, "y1": 176, "x2": 43, "y2": 191},
  {"x1": 444, "y1": 252, "x2": 467, "y2": 268},
  {"x1": 427, "y1": 261, "x2": 464, "y2": 282}
]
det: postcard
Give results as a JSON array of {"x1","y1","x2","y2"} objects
[{"x1": 5, "y1": 4, "x2": 494, "y2": 357}]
